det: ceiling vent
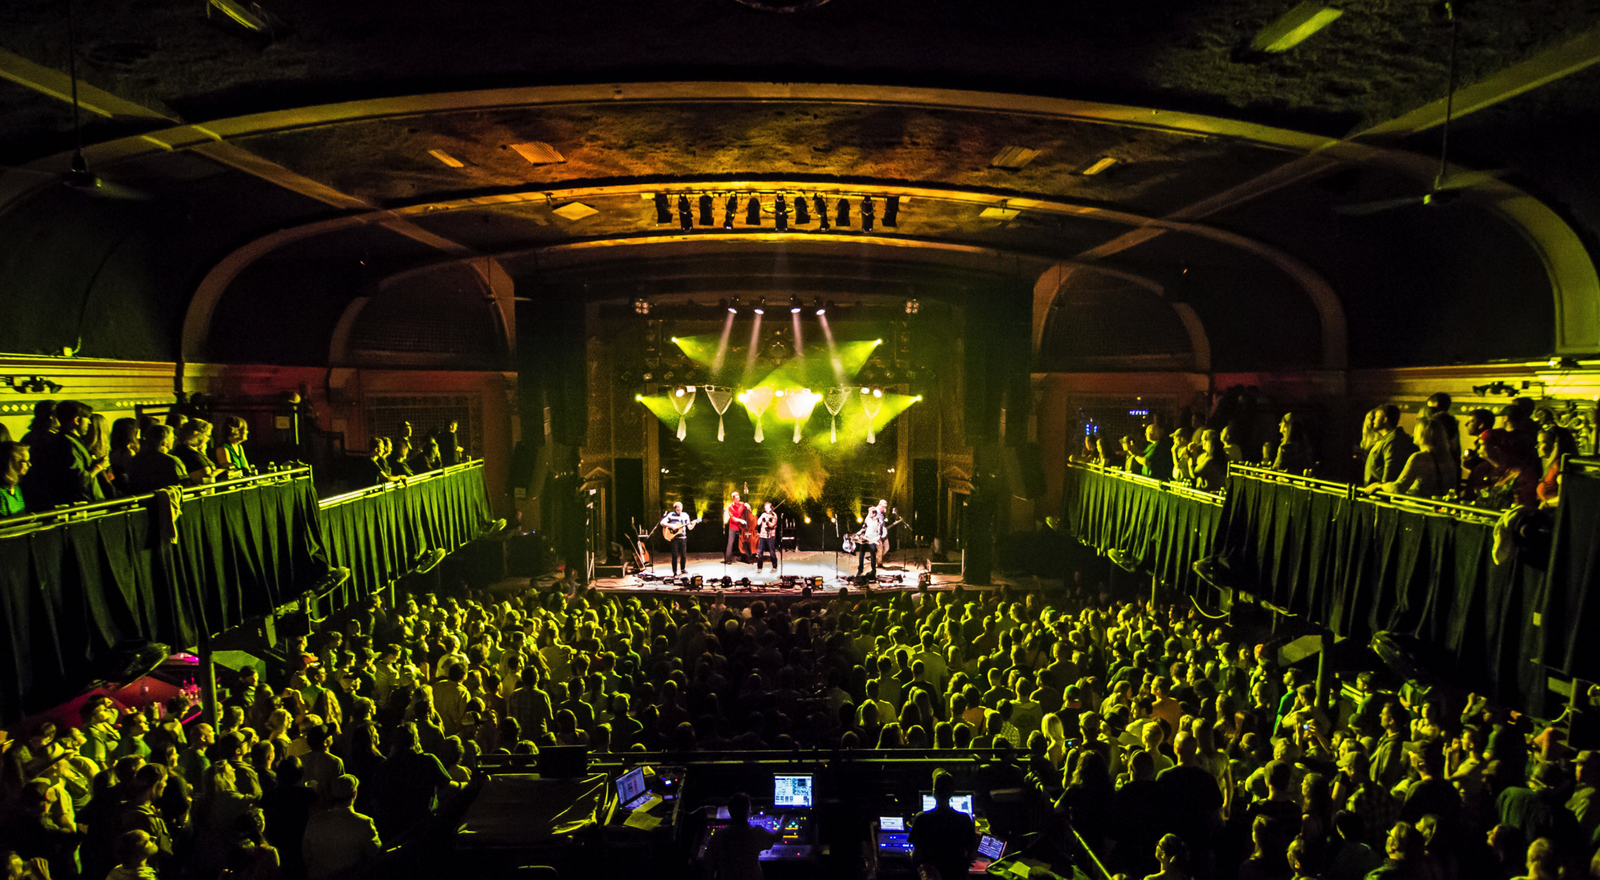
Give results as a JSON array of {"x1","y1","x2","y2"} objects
[
  {"x1": 979, "y1": 207, "x2": 1020, "y2": 221},
  {"x1": 510, "y1": 142, "x2": 566, "y2": 165},
  {"x1": 552, "y1": 202, "x2": 599, "y2": 221},
  {"x1": 1079, "y1": 157, "x2": 1119, "y2": 176},
  {"x1": 990, "y1": 146, "x2": 1040, "y2": 170},
  {"x1": 428, "y1": 149, "x2": 465, "y2": 168}
]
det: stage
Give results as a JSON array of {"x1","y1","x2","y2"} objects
[{"x1": 589, "y1": 549, "x2": 1008, "y2": 595}]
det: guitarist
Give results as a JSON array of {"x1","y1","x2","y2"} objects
[
  {"x1": 723, "y1": 491, "x2": 751, "y2": 564},
  {"x1": 660, "y1": 502, "x2": 695, "y2": 576},
  {"x1": 755, "y1": 502, "x2": 779, "y2": 572},
  {"x1": 855, "y1": 499, "x2": 889, "y2": 579}
]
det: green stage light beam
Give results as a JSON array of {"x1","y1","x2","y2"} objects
[
  {"x1": 637, "y1": 393, "x2": 684, "y2": 426},
  {"x1": 826, "y1": 390, "x2": 921, "y2": 446}
]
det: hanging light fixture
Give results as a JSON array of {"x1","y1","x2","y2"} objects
[
  {"x1": 724, "y1": 194, "x2": 738, "y2": 230},
  {"x1": 794, "y1": 195, "x2": 810, "y2": 225}
]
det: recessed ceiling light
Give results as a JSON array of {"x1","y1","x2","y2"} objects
[
  {"x1": 990, "y1": 146, "x2": 1040, "y2": 170},
  {"x1": 509, "y1": 142, "x2": 566, "y2": 165},
  {"x1": 1080, "y1": 157, "x2": 1119, "y2": 176},
  {"x1": 1250, "y1": 3, "x2": 1343, "y2": 53},
  {"x1": 428, "y1": 149, "x2": 465, "y2": 168},
  {"x1": 552, "y1": 202, "x2": 598, "y2": 221}
]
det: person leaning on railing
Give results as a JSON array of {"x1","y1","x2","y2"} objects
[
  {"x1": 126, "y1": 423, "x2": 197, "y2": 495},
  {"x1": 174, "y1": 419, "x2": 221, "y2": 484},
  {"x1": 0, "y1": 440, "x2": 31, "y2": 518},
  {"x1": 1269, "y1": 412, "x2": 1316, "y2": 476},
  {"x1": 213, "y1": 415, "x2": 255, "y2": 477},
  {"x1": 1374, "y1": 415, "x2": 1458, "y2": 499}
]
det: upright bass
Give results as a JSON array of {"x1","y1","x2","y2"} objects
[{"x1": 740, "y1": 481, "x2": 758, "y2": 558}]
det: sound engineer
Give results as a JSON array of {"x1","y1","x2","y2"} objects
[
  {"x1": 704, "y1": 792, "x2": 780, "y2": 880},
  {"x1": 909, "y1": 770, "x2": 976, "y2": 880}
]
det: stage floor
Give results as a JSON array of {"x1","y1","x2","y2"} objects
[{"x1": 592, "y1": 549, "x2": 998, "y2": 595}]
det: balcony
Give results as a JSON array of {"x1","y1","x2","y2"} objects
[
  {"x1": 1064, "y1": 458, "x2": 1600, "y2": 712},
  {"x1": 0, "y1": 461, "x2": 493, "y2": 721}
]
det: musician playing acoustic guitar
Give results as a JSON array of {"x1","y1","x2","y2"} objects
[
  {"x1": 723, "y1": 491, "x2": 752, "y2": 564},
  {"x1": 855, "y1": 499, "x2": 889, "y2": 578},
  {"x1": 660, "y1": 502, "x2": 699, "y2": 575}
]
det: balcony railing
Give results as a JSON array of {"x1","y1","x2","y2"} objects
[
  {"x1": 1064, "y1": 459, "x2": 1560, "y2": 710},
  {"x1": 316, "y1": 460, "x2": 495, "y2": 606},
  {"x1": 0, "y1": 460, "x2": 494, "y2": 723}
]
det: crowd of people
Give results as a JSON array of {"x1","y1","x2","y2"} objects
[
  {"x1": 0, "y1": 399, "x2": 468, "y2": 518},
  {"x1": 1, "y1": 575, "x2": 1593, "y2": 880},
  {"x1": 1084, "y1": 393, "x2": 1579, "y2": 510}
]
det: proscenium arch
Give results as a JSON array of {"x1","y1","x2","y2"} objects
[{"x1": 180, "y1": 180, "x2": 1340, "y2": 366}]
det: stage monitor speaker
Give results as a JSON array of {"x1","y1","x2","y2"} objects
[{"x1": 1005, "y1": 442, "x2": 1046, "y2": 500}]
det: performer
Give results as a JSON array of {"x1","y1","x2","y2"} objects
[
  {"x1": 755, "y1": 502, "x2": 779, "y2": 572},
  {"x1": 723, "y1": 491, "x2": 751, "y2": 564},
  {"x1": 660, "y1": 502, "x2": 693, "y2": 576},
  {"x1": 855, "y1": 499, "x2": 889, "y2": 578}
]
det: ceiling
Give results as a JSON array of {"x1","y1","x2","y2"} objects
[{"x1": 1, "y1": 0, "x2": 1598, "y2": 373}]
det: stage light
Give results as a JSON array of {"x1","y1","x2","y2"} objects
[
  {"x1": 873, "y1": 388, "x2": 883, "y2": 397},
  {"x1": 654, "y1": 194, "x2": 672, "y2": 224},
  {"x1": 678, "y1": 195, "x2": 693, "y2": 231},
  {"x1": 746, "y1": 196, "x2": 761, "y2": 226},
  {"x1": 675, "y1": 387, "x2": 686, "y2": 397},
  {"x1": 794, "y1": 195, "x2": 810, "y2": 225},
  {"x1": 875, "y1": 338, "x2": 883, "y2": 345},
  {"x1": 836, "y1": 198, "x2": 851, "y2": 227},
  {"x1": 724, "y1": 194, "x2": 738, "y2": 230},
  {"x1": 635, "y1": 394, "x2": 643, "y2": 401},
  {"x1": 914, "y1": 395, "x2": 923, "y2": 401},
  {"x1": 775, "y1": 389, "x2": 785, "y2": 397},
  {"x1": 721, "y1": 576, "x2": 733, "y2": 588},
  {"x1": 754, "y1": 298, "x2": 765, "y2": 315},
  {"x1": 884, "y1": 195, "x2": 899, "y2": 227},
  {"x1": 632, "y1": 298, "x2": 651, "y2": 315},
  {"x1": 815, "y1": 195, "x2": 830, "y2": 232},
  {"x1": 861, "y1": 195, "x2": 875, "y2": 233},
  {"x1": 815, "y1": 297, "x2": 826, "y2": 316},
  {"x1": 775, "y1": 195, "x2": 789, "y2": 232},
  {"x1": 790, "y1": 296, "x2": 802, "y2": 314},
  {"x1": 905, "y1": 299, "x2": 920, "y2": 314},
  {"x1": 737, "y1": 577, "x2": 752, "y2": 587},
  {"x1": 698, "y1": 194, "x2": 714, "y2": 226}
]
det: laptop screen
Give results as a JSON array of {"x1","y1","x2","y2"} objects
[
  {"x1": 879, "y1": 817, "x2": 905, "y2": 831},
  {"x1": 616, "y1": 767, "x2": 646, "y2": 804},
  {"x1": 978, "y1": 835, "x2": 1006, "y2": 860},
  {"x1": 773, "y1": 774, "x2": 813, "y2": 808},
  {"x1": 920, "y1": 792, "x2": 975, "y2": 816}
]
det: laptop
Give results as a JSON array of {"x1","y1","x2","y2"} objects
[
  {"x1": 615, "y1": 766, "x2": 662, "y2": 812},
  {"x1": 919, "y1": 791, "x2": 976, "y2": 817},
  {"x1": 970, "y1": 834, "x2": 1007, "y2": 874},
  {"x1": 773, "y1": 773, "x2": 813, "y2": 809}
]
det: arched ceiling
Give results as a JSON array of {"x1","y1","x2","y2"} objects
[{"x1": 1, "y1": 0, "x2": 1598, "y2": 370}]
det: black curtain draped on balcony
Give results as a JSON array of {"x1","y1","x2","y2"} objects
[
  {"x1": 1063, "y1": 466, "x2": 1550, "y2": 710},
  {"x1": 0, "y1": 477, "x2": 327, "y2": 721},
  {"x1": 1062, "y1": 467, "x2": 1221, "y2": 597},
  {"x1": 1540, "y1": 469, "x2": 1600, "y2": 684},
  {"x1": 1212, "y1": 475, "x2": 1545, "y2": 709},
  {"x1": 318, "y1": 467, "x2": 494, "y2": 604}
]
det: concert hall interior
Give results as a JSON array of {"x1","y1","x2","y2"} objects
[{"x1": 3, "y1": 1, "x2": 1600, "y2": 880}]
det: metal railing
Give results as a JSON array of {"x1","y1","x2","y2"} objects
[
  {"x1": 317, "y1": 458, "x2": 484, "y2": 509},
  {"x1": 0, "y1": 464, "x2": 313, "y2": 537},
  {"x1": 1071, "y1": 458, "x2": 1511, "y2": 525},
  {"x1": 1229, "y1": 463, "x2": 1505, "y2": 525},
  {"x1": 1067, "y1": 459, "x2": 1225, "y2": 506}
]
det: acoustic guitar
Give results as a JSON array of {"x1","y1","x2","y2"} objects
[{"x1": 663, "y1": 517, "x2": 703, "y2": 541}]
